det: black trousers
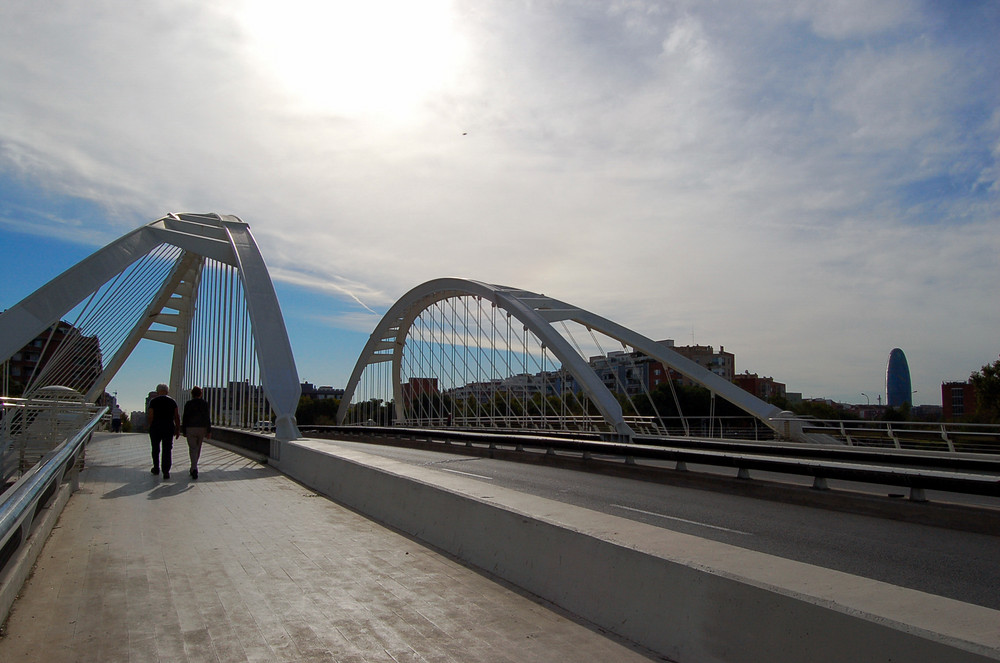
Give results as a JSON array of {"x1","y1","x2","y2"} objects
[{"x1": 150, "y1": 427, "x2": 174, "y2": 472}]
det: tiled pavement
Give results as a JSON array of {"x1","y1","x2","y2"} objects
[{"x1": 0, "y1": 433, "x2": 660, "y2": 662}]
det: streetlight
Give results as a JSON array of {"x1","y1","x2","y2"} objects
[{"x1": 861, "y1": 393, "x2": 870, "y2": 405}]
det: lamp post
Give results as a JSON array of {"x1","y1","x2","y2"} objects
[{"x1": 861, "y1": 393, "x2": 870, "y2": 405}]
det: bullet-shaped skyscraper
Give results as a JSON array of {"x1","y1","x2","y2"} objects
[{"x1": 886, "y1": 348, "x2": 912, "y2": 407}]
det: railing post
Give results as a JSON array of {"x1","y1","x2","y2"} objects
[
  {"x1": 887, "y1": 423, "x2": 901, "y2": 450},
  {"x1": 840, "y1": 421, "x2": 854, "y2": 446},
  {"x1": 940, "y1": 424, "x2": 955, "y2": 453}
]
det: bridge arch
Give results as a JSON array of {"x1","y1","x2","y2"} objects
[
  {"x1": 0, "y1": 213, "x2": 300, "y2": 440},
  {"x1": 338, "y1": 278, "x2": 790, "y2": 440}
]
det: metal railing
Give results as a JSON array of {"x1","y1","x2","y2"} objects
[
  {"x1": 788, "y1": 418, "x2": 1000, "y2": 454},
  {"x1": 2, "y1": 387, "x2": 104, "y2": 486},
  {"x1": 341, "y1": 413, "x2": 1000, "y2": 456},
  {"x1": 310, "y1": 425, "x2": 1000, "y2": 503},
  {"x1": 388, "y1": 415, "x2": 778, "y2": 440},
  {"x1": 0, "y1": 400, "x2": 106, "y2": 579}
]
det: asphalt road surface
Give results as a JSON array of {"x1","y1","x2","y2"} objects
[{"x1": 320, "y1": 438, "x2": 1000, "y2": 611}]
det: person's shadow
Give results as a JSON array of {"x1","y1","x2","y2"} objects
[
  {"x1": 100, "y1": 467, "x2": 192, "y2": 500},
  {"x1": 147, "y1": 481, "x2": 192, "y2": 499}
]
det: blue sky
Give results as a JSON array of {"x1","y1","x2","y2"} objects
[{"x1": 1, "y1": 0, "x2": 998, "y2": 414}]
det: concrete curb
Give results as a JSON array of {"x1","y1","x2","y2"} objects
[{"x1": 273, "y1": 438, "x2": 1000, "y2": 663}]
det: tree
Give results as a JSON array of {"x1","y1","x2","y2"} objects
[
  {"x1": 631, "y1": 382, "x2": 746, "y2": 420},
  {"x1": 969, "y1": 357, "x2": 1000, "y2": 423},
  {"x1": 881, "y1": 403, "x2": 910, "y2": 422},
  {"x1": 296, "y1": 396, "x2": 341, "y2": 425},
  {"x1": 788, "y1": 399, "x2": 859, "y2": 421}
]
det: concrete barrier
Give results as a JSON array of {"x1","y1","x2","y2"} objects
[
  {"x1": 272, "y1": 437, "x2": 1000, "y2": 663},
  {"x1": 0, "y1": 482, "x2": 73, "y2": 626},
  {"x1": 209, "y1": 427, "x2": 271, "y2": 460}
]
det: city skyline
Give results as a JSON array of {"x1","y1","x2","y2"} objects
[
  {"x1": 1, "y1": 280, "x2": 978, "y2": 417},
  {"x1": 2, "y1": 2, "x2": 997, "y2": 414}
]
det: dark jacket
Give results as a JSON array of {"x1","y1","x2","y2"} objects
[
  {"x1": 148, "y1": 394, "x2": 178, "y2": 433},
  {"x1": 181, "y1": 398, "x2": 212, "y2": 434}
]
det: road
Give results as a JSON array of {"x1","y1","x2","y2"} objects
[{"x1": 319, "y1": 437, "x2": 1000, "y2": 611}]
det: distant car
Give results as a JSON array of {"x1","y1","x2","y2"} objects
[{"x1": 253, "y1": 420, "x2": 273, "y2": 431}]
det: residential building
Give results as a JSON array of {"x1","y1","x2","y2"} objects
[
  {"x1": 401, "y1": 377, "x2": 440, "y2": 409},
  {"x1": 1, "y1": 320, "x2": 102, "y2": 396},
  {"x1": 590, "y1": 351, "x2": 648, "y2": 396},
  {"x1": 445, "y1": 371, "x2": 571, "y2": 404},
  {"x1": 635, "y1": 340, "x2": 736, "y2": 392},
  {"x1": 300, "y1": 382, "x2": 344, "y2": 401},
  {"x1": 942, "y1": 381, "x2": 976, "y2": 420},
  {"x1": 733, "y1": 371, "x2": 786, "y2": 402}
]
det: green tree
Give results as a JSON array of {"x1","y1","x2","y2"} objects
[
  {"x1": 296, "y1": 396, "x2": 341, "y2": 425},
  {"x1": 788, "y1": 399, "x2": 859, "y2": 421},
  {"x1": 632, "y1": 382, "x2": 746, "y2": 420},
  {"x1": 881, "y1": 403, "x2": 910, "y2": 422},
  {"x1": 969, "y1": 357, "x2": 1000, "y2": 423}
]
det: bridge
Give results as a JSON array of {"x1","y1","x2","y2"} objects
[{"x1": 1, "y1": 214, "x2": 998, "y2": 662}]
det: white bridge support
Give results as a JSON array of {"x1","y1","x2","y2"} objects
[
  {"x1": 338, "y1": 278, "x2": 805, "y2": 441},
  {"x1": 0, "y1": 213, "x2": 300, "y2": 440}
]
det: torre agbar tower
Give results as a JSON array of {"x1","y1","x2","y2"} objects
[{"x1": 886, "y1": 348, "x2": 912, "y2": 408}]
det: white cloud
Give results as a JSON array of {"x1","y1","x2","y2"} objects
[
  {"x1": 829, "y1": 46, "x2": 959, "y2": 146},
  {"x1": 306, "y1": 311, "x2": 385, "y2": 335},
  {"x1": 763, "y1": 0, "x2": 922, "y2": 39},
  {"x1": 0, "y1": 0, "x2": 997, "y2": 405}
]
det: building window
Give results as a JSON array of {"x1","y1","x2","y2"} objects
[{"x1": 951, "y1": 387, "x2": 965, "y2": 415}]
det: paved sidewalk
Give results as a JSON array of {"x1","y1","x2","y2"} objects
[{"x1": 0, "y1": 433, "x2": 660, "y2": 662}]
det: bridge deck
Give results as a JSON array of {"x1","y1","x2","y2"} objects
[{"x1": 0, "y1": 433, "x2": 655, "y2": 662}]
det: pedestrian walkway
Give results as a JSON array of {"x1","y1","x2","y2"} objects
[{"x1": 0, "y1": 433, "x2": 660, "y2": 662}]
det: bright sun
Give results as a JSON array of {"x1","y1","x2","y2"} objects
[{"x1": 238, "y1": 0, "x2": 465, "y2": 119}]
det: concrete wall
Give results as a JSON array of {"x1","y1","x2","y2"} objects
[
  {"x1": 272, "y1": 438, "x2": 1000, "y2": 663},
  {"x1": 0, "y1": 482, "x2": 73, "y2": 625},
  {"x1": 209, "y1": 428, "x2": 270, "y2": 459}
]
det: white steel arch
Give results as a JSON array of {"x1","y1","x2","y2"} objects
[
  {"x1": 337, "y1": 278, "x2": 802, "y2": 440},
  {"x1": 0, "y1": 213, "x2": 301, "y2": 440}
]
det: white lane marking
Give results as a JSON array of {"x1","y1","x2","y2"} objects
[
  {"x1": 438, "y1": 468, "x2": 494, "y2": 480},
  {"x1": 612, "y1": 505, "x2": 752, "y2": 535}
]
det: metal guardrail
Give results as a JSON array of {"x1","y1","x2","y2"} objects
[
  {"x1": 394, "y1": 415, "x2": 778, "y2": 440},
  {"x1": 310, "y1": 425, "x2": 1000, "y2": 503},
  {"x1": 2, "y1": 387, "x2": 104, "y2": 484},
  {"x1": 0, "y1": 405, "x2": 106, "y2": 577},
  {"x1": 386, "y1": 416, "x2": 1000, "y2": 449},
  {"x1": 787, "y1": 418, "x2": 1000, "y2": 454}
]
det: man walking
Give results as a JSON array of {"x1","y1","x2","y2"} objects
[
  {"x1": 147, "y1": 383, "x2": 180, "y2": 479},
  {"x1": 111, "y1": 404, "x2": 123, "y2": 432}
]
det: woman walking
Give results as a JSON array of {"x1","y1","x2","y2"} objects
[{"x1": 181, "y1": 386, "x2": 212, "y2": 479}]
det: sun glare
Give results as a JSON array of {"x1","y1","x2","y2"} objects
[{"x1": 239, "y1": 0, "x2": 465, "y2": 119}]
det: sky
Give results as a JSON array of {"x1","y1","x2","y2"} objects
[{"x1": 1, "y1": 0, "x2": 998, "y2": 414}]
